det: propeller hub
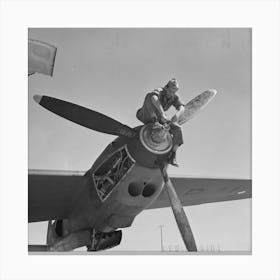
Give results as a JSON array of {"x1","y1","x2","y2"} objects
[{"x1": 139, "y1": 123, "x2": 172, "y2": 155}]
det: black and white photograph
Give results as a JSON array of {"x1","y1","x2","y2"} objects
[
  {"x1": 1, "y1": 1, "x2": 280, "y2": 279},
  {"x1": 28, "y1": 28, "x2": 251, "y2": 253}
]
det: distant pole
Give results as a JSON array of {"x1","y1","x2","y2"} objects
[{"x1": 159, "y1": 225, "x2": 164, "y2": 252}]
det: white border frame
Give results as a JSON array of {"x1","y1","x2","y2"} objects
[{"x1": 1, "y1": 1, "x2": 279, "y2": 279}]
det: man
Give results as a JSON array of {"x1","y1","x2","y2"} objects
[{"x1": 136, "y1": 78, "x2": 185, "y2": 167}]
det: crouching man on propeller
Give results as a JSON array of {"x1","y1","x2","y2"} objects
[{"x1": 136, "y1": 78, "x2": 185, "y2": 167}]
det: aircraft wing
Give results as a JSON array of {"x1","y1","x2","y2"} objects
[
  {"x1": 29, "y1": 170, "x2": 251, "y2": 222},
  {"x1": 28, "y1": 170, "x2": 88, "y2": 223},
  {"x1": 148, "y1": 177, "x2": 251, "y2": 209}
]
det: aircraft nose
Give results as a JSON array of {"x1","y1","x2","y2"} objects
[{"x1": 139, "y1": 123, "x2": 173, "y2": 154}]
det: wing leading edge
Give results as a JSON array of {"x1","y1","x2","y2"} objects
[
  {"x1": 148, "y1": 177, "x2": 252, "y2": 209},
  {"x1": 29, "y1": 170, "x2": 252, "y2": 222},
  {"x1": 28, "y1": 170, "x2": 88, "y2": 223}
]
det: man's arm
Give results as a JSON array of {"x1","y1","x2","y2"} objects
[
  {"x1": 171, "y1": 105, "x2": 185, "y2": 123},
  {"x1": 151, "y1": 95, "x2": 168, "y2": 123}
]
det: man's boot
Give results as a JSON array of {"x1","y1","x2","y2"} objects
[{"x1": 168, "y1": 151, "x2": 179, "y2": 167}]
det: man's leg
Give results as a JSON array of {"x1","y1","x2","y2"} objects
[{"x1": 168, "y1": 123, "x2": 184, "y2": 167}]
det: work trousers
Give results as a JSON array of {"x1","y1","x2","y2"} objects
[{"x1": 169, "y1": 122, "x2": 184, "y2": 147}]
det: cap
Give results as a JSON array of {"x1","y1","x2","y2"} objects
[{"x1": 166, "y1": 78, "x2": 179, "y2": 90}]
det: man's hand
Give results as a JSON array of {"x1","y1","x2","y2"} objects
[
  {"x1": 151, "y1": 95, "x2": 168, "y2": 124},
  {"x1": 171, "y1": 105, "x2": 185, "y2": 124},
  {"x1": 160, "y1": 113, "x2": 169, "y2": 124}
]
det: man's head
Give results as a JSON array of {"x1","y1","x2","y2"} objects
[{"x1": 165, "y1": 78, "x2": 179, "y2": 97}]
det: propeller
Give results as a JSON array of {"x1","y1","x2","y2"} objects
[
  {"x1": 155, "y1": 90, "x2": 217, "y2": 251},
  {"x1": 178, "y1": 89, "x2": 217, "y2": 125},
  {"x1": 33, "y1": 95, "x2": 136, "y2": 138},
  {"x1": 159, "y1": 164, "x2": 197, "y2": 251}
]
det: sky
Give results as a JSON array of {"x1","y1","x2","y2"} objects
[{"x1": 28, "y1": 28, "x2": 251, "y2": 252}]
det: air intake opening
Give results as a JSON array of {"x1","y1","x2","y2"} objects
[
  {"x1": 142, "y1": 184, "x2": 156, "y2": 197},
  {"x1": 128, "y1": 182, "x2": 142, "y2": 197}
]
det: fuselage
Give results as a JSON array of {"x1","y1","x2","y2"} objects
[{"x1": 66, "y1": 124, "x2": 173, "y2": 233}]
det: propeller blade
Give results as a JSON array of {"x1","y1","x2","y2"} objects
[
  {"x1": 178, "y1": 89, "x2": 217, "y2": 125},
  {"x1": 160, "y1": 165, "x2": 197, "y2": 251},
  {"x1": 33, "y1": 95, "x2": 136, "y2": 138}
]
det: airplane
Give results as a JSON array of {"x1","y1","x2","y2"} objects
[{"x1": 28, "y1": 90, "x2": 252, "y2": 252}]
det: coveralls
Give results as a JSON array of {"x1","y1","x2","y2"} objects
[{"x1": 136, "y1": 87, "x2": 184, "y2": 147}]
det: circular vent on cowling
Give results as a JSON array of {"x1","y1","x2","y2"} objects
[
  {"x1": 128, "y1": 182, "x2": 142, "y2": 196},
  {"x1": 142, "y1": 184, "x2": 156, "y2": 197}
]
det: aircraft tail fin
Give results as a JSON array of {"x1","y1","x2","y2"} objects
[{"x1": 28, "y1": 39, "x2": 57, "y2": 76}]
